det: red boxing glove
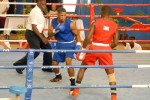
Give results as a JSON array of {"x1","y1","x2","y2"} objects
[{"x1": 76, "y1": 48, "x2": 86, "y2": 61}]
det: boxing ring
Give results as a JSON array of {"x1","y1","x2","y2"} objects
[
  {"x1": 0, "y1": 2, "x2": 150, "y2": 100},
  {"x1": 0, "y1": 50, "x2": 150, "y2": 100}
]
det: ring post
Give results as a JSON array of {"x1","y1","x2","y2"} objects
[
  {"x1": 89, "y1": 3, "x2": 94, "y2": 24},
  {"x1": 25, "y1": 49, "x2": 35, "y2": 100}
]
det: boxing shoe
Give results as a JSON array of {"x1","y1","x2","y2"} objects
[
  {"x1": 111, "y1": 94, "x2": 117, "y2": 100},
  {"x1": 50, "y1": 74, "x2": 62, "y2": 82},
  {"x1": 16, "y1": 69, "x2": 24, "y2": 74},
  {"x1": 13, "y1": 62, "x2": 24, "y2": 74},
  {"x1": 70, "y1": 88, "x2": 79, "y2": 97},
  {"x1": 42, "y1": 68, "x2": 53, "y2": 72}
]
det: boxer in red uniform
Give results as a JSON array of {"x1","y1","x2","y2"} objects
[{"x1": 72, "y1": 5, "x2": 119, "y2": 100}]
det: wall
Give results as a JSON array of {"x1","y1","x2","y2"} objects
[{"x1": 76, "y1": 0, "x2": 150, "y2": 40}]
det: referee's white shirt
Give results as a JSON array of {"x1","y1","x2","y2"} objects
[{"x1": 26, "y1": 5, "x2": 45, "y2": 33}]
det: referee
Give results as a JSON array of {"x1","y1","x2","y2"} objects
[{"x1": 13, "y1": 0, "x2": 53, "y2": 74}]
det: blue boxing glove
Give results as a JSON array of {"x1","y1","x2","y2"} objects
[
  {"x1": 49, "y1": 42, "x2": 56, "y2": 49},
  {"x1": 53, "y1": 24, "x2": 65, "y2": 34}
]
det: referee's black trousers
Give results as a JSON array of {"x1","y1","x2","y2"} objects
[{"x1": 13, "y1": 30, "x2": 52, "y2": 71}]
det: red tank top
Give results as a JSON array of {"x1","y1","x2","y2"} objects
[{"x1": 92, "y1": 18, "x2": 117, "y2": 44}]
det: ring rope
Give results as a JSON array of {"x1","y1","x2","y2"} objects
[
  {"x1": 0, "y1": 85, "x2": 150, "y2": 90},
  {"x1": 1, "y1": 39, "x2": 150, "y2": 43},
  {"x1": 0, "y1": 27, "x2": 150, "y2": 32},
  {"x1": 32, "y1": 85, "x2": 150, "y2": 89},
  {"x1": 1, "y1": 27, "x2": 150, "y2": 31},
  {"x1": 0, "y1": 49, "x2": 150, "y2": 53},
  {"x1": 1, "y1": 2, "x2": 150, "y2": 6},
  {"x1": 0, "y1": 65, "x2": 150, "y2": 69},
  {"x1": 1, "y1": 14, "x2": 150, "y2": 18}
]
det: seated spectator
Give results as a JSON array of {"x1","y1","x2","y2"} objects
[
  {"x1": 7, "y1": 0, "x2": 16, "y2": 14},
  {"x1": 43, "y1": 4, "x2": 58, "y2": 38},
  {"x1": 75, "y1": 19, "x2": 85, "y2": 41},
  {"x1": 0, "y1": 0, "x2": 11, "y2": 48},
  {"x1": 25, "y1": 5, "x2": 32, "y2": 14},
  {"x1": 121, "y1": 32, "x2": 142, "y2": 50},
  {"x1": 0, "y1": 0, "x2": 10, "y2": 34},
  {"x1": 49, "y1": 3, "x2": 58, "y2": 15}
]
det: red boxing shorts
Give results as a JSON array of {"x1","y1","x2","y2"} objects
[{"x1": 83, "y1": 43, "x2": 113, "y2": 66}]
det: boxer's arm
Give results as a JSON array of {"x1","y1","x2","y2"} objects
[{"x1": 82, "y1": 21, "x2": 95, "y2": 49}]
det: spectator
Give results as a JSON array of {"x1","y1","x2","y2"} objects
[
  {"x1": 0, "y1": 0, "x2": 10, "y2": 48},
  {"x1": 75, "y1": 19, "x2": 85, "y2": 41},
  {"x1": 49, "y1": 3, "x2": 57, "y2": 15},
  {"x1": 121, "y1": 32, "x2": 142, "y2": 50},
  {"x1": 7, "y1": 0, "x2": 16, "y2": 14},
  {"x1": 16, "y1": 0, "x2": 23, "y2": 14},
  {"x1": 0, "y1": 0, "x2": 10, "y2": 34}
]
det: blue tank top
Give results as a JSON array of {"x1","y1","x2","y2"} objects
[{"x1": 52, "y1": 18, "x2": 75, "y2": 42}]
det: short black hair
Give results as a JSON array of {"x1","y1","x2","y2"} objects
[
  {"x1": 37, "y1": 0, "x2": 45, "y2": 2},
  {"x1": 57, "y1": 7, "x2": 66, "y2": 13},
  {"x1": 129, "y1": 36, "x2": 135, "y2": 39},
  {"x1": 101, "y1": 5, "x2": 111, "y2": 15}
]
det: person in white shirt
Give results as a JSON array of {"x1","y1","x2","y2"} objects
[
  {"x1": 75, "y1": 19, "x2": 85, "y2": 41},
  {"x1": 13, "y1": 0, "x2": 53, "y2": 74},
  {"x1": 0, "y1": 0, "x2": 9, "y2": 34},
  {"x1": 121, "y1": 33, "x2": 142, "y2": 50},
  {"x1": 48, "y1": 3, "x2": 58, "y2": 28},
  {"x1": 0, "y1": 0, "x2": 10, "y2": 48}
]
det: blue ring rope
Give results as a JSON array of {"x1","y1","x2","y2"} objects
[
  {"x1": 1, "y1": 84, "x2": 150, "y2": 90},
  {"x1": 0, "y1": 49, "x2": 150, "y2": 53},
  {"x1": 0, "y1": 65, "x2": 149, "y2": 69}
]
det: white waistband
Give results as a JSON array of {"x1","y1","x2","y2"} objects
[
  {"x1": 92, "y1": 42, "x2": 109, "y2": 46},
  {"x1": 58, "y1": 41, "x2": 74, "y2": 43}
]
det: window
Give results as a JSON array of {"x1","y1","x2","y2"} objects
[
  {"x1": 63, "y1": 0, "x2": 91, "y2": 12},
  {"x1": 63, "y1": 0, "x2": 77, "y2": 12}
]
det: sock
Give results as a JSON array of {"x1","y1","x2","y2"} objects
[
  {"x1": 76, "y1": 81, "x2": 81, "y2": 89},
  {"x1": 70, "y1": 77, "x2": 75, "y2": 91},
  {"x1": 111, "y1": 88, "x2": 117, "y2": 100},
  {"x1": 76, "y1": 80, "x2": 81, "y2": 84},
  {"x1": 70, "y1": 77, "x2": 75, "y2": 86},
  {"x1": 55, "y1": 73, "x2": 61, "y2": 78}
]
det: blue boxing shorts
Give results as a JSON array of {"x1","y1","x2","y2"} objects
[{"x1": 53, "y1": 41, "x2": 76, "y2": 62}]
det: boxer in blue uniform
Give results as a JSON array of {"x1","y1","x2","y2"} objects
[{"x1": 48, "y1": 7, "x2": 81, "y2": 95}]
